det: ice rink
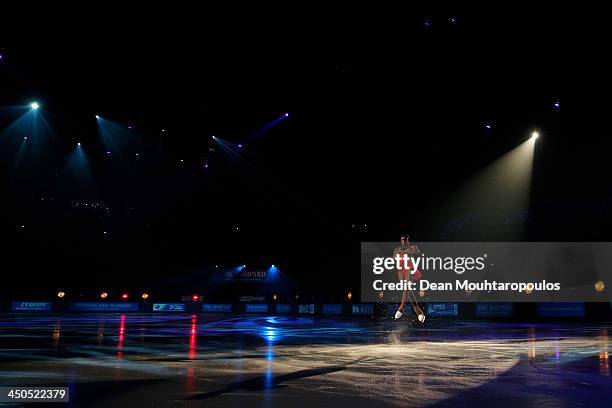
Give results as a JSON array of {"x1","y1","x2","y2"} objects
[{"x1": 0, "y1": 314, "x2": 610, "y2": 407}]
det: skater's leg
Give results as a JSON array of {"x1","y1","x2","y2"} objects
[
  {"x1": 395, "y1": 270, "x2": 408, "y2": 319},
  {"x1": 406, "y1": 282, "x2": 426, "y2": 322}
]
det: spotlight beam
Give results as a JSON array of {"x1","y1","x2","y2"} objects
[
  {"x1": 430, "y1": 136, "x2": 536, "y2": 239},
  {"x1": 212, "y1": 136, "x2": 256, "y2": 168}
]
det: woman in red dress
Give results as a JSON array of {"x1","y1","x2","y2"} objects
[{"x1": 393, "y1": 235, "x2": 426, "y2": 322}]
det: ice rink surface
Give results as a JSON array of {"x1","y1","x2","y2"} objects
[{"x1": 0, "y1": 313, "x2": 610, "y2": 407}]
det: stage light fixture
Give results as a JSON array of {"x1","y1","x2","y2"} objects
[
  {"x1": 531, "y1": 131, "x2": 539, "y2": 140},
  {"x1": 100, "y1": 292, "x2": 108, "y2": 299},
  {"x1": 271, "y1": 264, "x2": 275, "y2": 268},
  {"x1": 57, "y1": 291, "x2": 65, "y2": 298},
  {"x1": 77, "y1": 142, "x2": 81, "y2": 146},
  {"x1": 30, "y1": 102, "x2": 39, "y2": 110},
  {"x1": 141, "y1": 293, "x2": 149, "y2": 299},
  {"x1": 284, "y1": 113, "x2": 289, "y2": 117},
  {"x1": 192, "y1": 295, "x2": 200, "y2": 302},
  {"x1": 95, "y1": 115, "x2": 100, "y2": 119},
  {"x1": 121, "y1": 293, "x2": 129, "y2": 300},
  {"x1": 273, "y1": 294, "x2": 277, "y2": 301},
  {"x1": 347, "y1": 291, "x2": 353, "y2": 301}
]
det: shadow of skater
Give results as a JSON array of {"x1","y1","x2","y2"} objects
[{"x1": 185, "y1": 364, "x2": 346, "y2": 400}]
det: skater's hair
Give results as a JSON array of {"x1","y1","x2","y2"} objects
[{"x1": 400, "y1": 234, "x2": 409, "y2": 241}]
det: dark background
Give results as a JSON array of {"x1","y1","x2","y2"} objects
[{"x1": 1, "y1": 7, "x2": 610, "y2": 300}]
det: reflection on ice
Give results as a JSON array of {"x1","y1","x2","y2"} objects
[{"x1": 0, "y1": 314, "x2": 610, "y2": 407}]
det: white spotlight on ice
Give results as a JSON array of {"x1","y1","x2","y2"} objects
[
  {"x1": 30, "y1": 102, "x2": 40, "y2": 110},
  {"x1": 531, "y1": 131, "x2": 539, "y2": 140}
]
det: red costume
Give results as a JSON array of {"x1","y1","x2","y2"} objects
[{"x1": 394, "y1": 245, "x2": 422, "y2": 281}]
